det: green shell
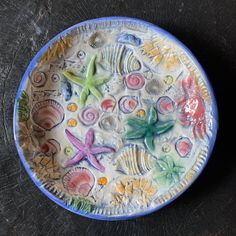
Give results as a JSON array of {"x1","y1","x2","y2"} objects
[{"x1": 18, "y1": 91, "x2": 30, "y2": 122}]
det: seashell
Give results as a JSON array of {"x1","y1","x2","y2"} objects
[
  {"x1": 100, "y1": 44, "x2": 141, "y2": 75},
  {"x1": 117, "y1": 33, "x2": 141, "y2": 46},
  {"x1": 67, "y1": 118, "x2": 77, "y2": 127},
  {"x1": 61, "y1": 79, "x2": 72, "y2": 101},
  {"x1": 64, "y1": 146, "x2": 74, "y2": 156},
  {"x1": 116, "y1": 145, "x2": 155, "y2": 175},
  {"x1": 119, "y1": 96, "x2": 138, "y2": 114},
  {"x1": 100, "y1": 96, "x2": 116, "y2": 112},
  {"x1": 32, "y1": 99, "x2": 64, "y2": 130},
  {"x1": 164, "y1": 75, "x2": 174, "y2": 85},
  {"x1": 78, "y1": 107, "x2": 99, "y2": 126},
  {"x1": 156, "y1": 96, "x2": 175, "y2": 114},
  {"x1": 145, "y1": 79, "x2": 159, "y2": 95},
  {"x1": 175, "y1": 137, "x2": 192, "y2": 157},
  {"x1": 97, "y1": 177, "x2": 108, "y2": 186},
  {"x1": 67, "y1": 103, "x2": 78, "y2": 112},
  {"x1": 135, "y1": 109, "x2": 146, "y2": 118},
  {"x1": 125, "y1": 73, "x2": 145, "y2": 90},
  {"x1": 63, "y1": 167, "x2": 94, "y2": 197},
  {"x1": 30, "y1": 71, "x2": 47, "y2": 87},
  {"x1": 99, "y1": 115, "x2": 117, "y2": 131},
  {"x1": 40, "y1": 139, "x2": 61, "y2": 156},
  {"x1": 89, "y1": 32, "x2": 105, "y2": 48},
  {"x1": 51, "y1": 73, "x2": 60, "y2": 82}
]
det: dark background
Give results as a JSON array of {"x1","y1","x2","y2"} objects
[{"x1": 0, "y1": 0, "x2": 235, "y2": 235}]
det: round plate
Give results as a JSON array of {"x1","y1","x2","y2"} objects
[{"x1": 13, "y1": 17, "x2": 218, "y2": 220}]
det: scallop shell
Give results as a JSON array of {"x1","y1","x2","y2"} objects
[
  {"x1": 119, "y1": 96, "x2": 138, "y2": 114},
  {"x1": 156, "y1": 96, "x2": 175, "y2": 114},
  {"x1": 78, "y1": 107, "x2": 99, "y2": 126},
  {"x1": 175, "y1": 137, "x2": 192, "y2": 157},
  {"x1": 63, "y1": 167, "x2": 94, "y2": 197},
  {"x1": 40, "y1": 139, "x2": 61, "y2": 156},
  {"x1": 116, "y1": 145, "x2": 155, "y2": 175},
  {"x1": 30, "y1": 71, "x2": 47, "y2": 87},
  {"x1": 32, "y1": 99, "x2": 64, "y2": 130},
  {"x1": 100, "y1": 44, "x2": 141, "y2": 75},
  {"x1": 125, "y1": 73, "x2": 145, "y2": 90}
]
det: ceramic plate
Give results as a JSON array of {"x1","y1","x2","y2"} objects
[{"x1": 13, "y1": 17, "x2": 218, "y2": 220}]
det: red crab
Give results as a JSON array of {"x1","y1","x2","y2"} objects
[{"x1": 177, "y1": 75, "x2": 206, "y2": 139}]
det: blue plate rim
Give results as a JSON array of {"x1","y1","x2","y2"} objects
[{"x1": 13, "y1": 16, "x2": 218, "y2": 221}]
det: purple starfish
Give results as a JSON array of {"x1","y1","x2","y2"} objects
[{"x1": 64, "y1": 128, "x2": 115, "y2": 172}]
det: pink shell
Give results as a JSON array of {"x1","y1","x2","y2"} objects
[
  {"x1": 78, "y1": 107, "x2": 99, "y2": 126},
  {"x1": 125, "y1": 73, "x2": 145, "y2": 90},
  {"x1": 100, "y1": 96, "x2": 116, "y2": 112},
  {"x1": 119, "y1": 96, "x2": 138, "y2": 114},
  {"x1": 32, "y1": 99, "x2": 64, "y2": 130},
  {"x1": 63, "y1": 167, "x2": 94, "y2": 196},
  {"x1": 175, "y1": 137, "x2": 192, "y2": 157},
  {"x1": 40, "y1": 139, "x2": 61, "y2": 156},
  {"x1": 156, "y1": 96, "x2": 175, "y2": 114},
  {"x1": 30, "y1": 71, "x2": 47, "y2": 87}
]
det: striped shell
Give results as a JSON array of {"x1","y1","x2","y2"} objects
[
  {"x1": 116, "y1": 145, "x2": 155, "y2": 175},
  {"x1": 100, "y1": 44, "x2": 141, "y2": 75},
  {"x1": 32, "y1": 99, "x2": 64, "y2": 130}
]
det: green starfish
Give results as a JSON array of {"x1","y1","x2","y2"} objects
[
  {"x1": 63, "y1": 55, "x2": 109, "y2": 106},
  {"x1": 125, "y1": 106, "x2": 175, "y2": 152}
]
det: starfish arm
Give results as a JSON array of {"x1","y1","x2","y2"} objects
[
  {"x1": 93, "y1": 76, "x2": 109, "y2": 86},
  {"x1": 63, "y1": 71, "x2": 85, "y2": 86},
  {"x1": 87, "y1": 153, "x2": 105, "y2": 173},
  {"x1": 148, "y1": 106, "x2": 158, "y2": 125},
  {"x1": 80, "y1": 87, "x2": 90, "y2": 106},
  {"x1": 154, "y1": 120, "x2": 175, "y2": 135},
  {"x1": 64, "y1": 152, "x2": 85, "y2": 167},
  {"x1": 89, "y1": 86, "x2": 103, "y2": 100},
  {"x1": 90, "y1": 146, "x2": 115, "y2": 154},
  {"x1": 85, "y1": 128, "x2": 94, "y2": 147},
  {"x1": 65, "y1": 129, "x2": 85, "y2": 150},
  {"x1": 86, "y1": 55, "x2": 96, "y2": 80},
  {"x1": 144, "y1": 134, "x2": 155, "y2": 151},
  {"x1": 127, "y1": 117, "x2": 147, "y2": 128},
  {"x1": 125, "y1": 128, "x2": 146, "y2": 140}
]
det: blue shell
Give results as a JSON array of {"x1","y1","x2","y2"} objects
[
  {"x1": 61, "y1": 79, "x2": 72, "y2": 101},
  {"x1": 117, "y1": 33, "x2": 142, "y2": 46}
]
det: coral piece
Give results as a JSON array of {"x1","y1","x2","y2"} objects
[
  {"x1": 119, "y1": 96, "x2": 138, "y2": 114},
  {"x1": 125, "y1": 73, "x2": 145, "y2": 90},
  {"x1": 78, "y1": 107, "x2": 99, "y2": 126},
  {"x1": 156, "y1": 96, "x2": 175, "y2": 115},
  {"x1": 175, "y1": 137, "x2": 192, "y2": 157},
  {"x1": 40, "y1": 139, "x2": 61, "y2": 156},
  {"x1": 117, "y1": 32, "x2": 141, "y2": 46},
  {"x1": 30, "y1": 71, "x2": 47, "y2": 87},
  {"x1": 63, "y1": 167, "x2": 94, "y2": 196},
  {"x1": 100, "y1": 44, "x2": 141, "y2": 75},
  {"x1": 116, "y1": 145, "x2": 155, "y2": 175},
  {"x1": 18, "y1": 91, "x2": 30, "y2": 122},
  {"x1": 32, "y1": 99, "x2": 64, "y2": 130},
  {"x1": 64, "y1": 128, "x2": 115, "y2": 172},
  {"x1": 125, "y1": 106, "x2": 175, "y2": 152},
  {"x1": 155, "y1": 155, "x2": 185, "y2": 185},
  {"x1": 63, "y1": 55, "x2": 109, "y2": 106}
]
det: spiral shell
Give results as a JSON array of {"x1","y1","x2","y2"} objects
[
  {"x1": 32, "y1": 99, "x2": 64, "y2": 130},
  {"x1": 100, "y1": 44, "x2": 141, "y2": 75},
  {"x1": 116, "y1": 145, "x2": 155, "y2": 175},
  {"x1": 125, "y1": 73, "x2": 145, "y2": 90},
  {"x1": 63, "y1": 167, "x2": 94, "y2": 197},
  {"x1": 119, "y1": 96, "x2": 138, "y2": 114},
  {"x1": 78, "y1": 107, "x2": 99, "y2": 126},
  {"x1": 156, "y1": 96, "x2": 175, "y2": 114},
  {"x1": 30, "y1": 71, "x2": 47, "y2": 87},
  {"x1": 175, "y1": 137, "x2": 192, "y2": 157}
]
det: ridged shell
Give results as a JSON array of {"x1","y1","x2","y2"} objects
[
  {"x1": 40, "y1": 139, "x2": 61, "y2": 156},
  {"x1": 32, "y1": 99, "x2": 64, "y2": 130},
  {"x1": 116, "y1": 145, "x2": 155, "y2": 175},
  {"x1": 63, "y1": 167, "x2": 94, "y2": 197},
  {"x1": 119, "y1": 96, "x2": 138, "y2": 114},
  {"x1": 100, "y1": 44, "x2": 141, "y2": 75}
]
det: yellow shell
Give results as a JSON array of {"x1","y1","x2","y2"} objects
[
  {"x1": 67, "y1": 103, "x2": 78, "y2": 112},
  {"x1": 136, "y1": 109, "x2": 146, "y2": 118},
  {"x1": 98, "y1": 177, "x2": 108, "y2": 186},
  {"x1": 67, "y1": 118, "x2": 77, "y2": 127}
]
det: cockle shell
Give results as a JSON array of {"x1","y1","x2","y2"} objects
[
  {"x1": 116, "y1": 145, "x2": 155, "y2": 175},
  {"x1": 175, "y1": 137, "x2": 192, "y2": 157},
  {"x1": 32, "y1": 99, "x2": 64, "y2": 130},
  {"x1": 119, "y1": 96, "x2": 138, "y2": 114},
  {"x1": 63, "y1": 167, "x2": 95, "y2": 197},
  {"x1": 100, "y1": 44, "x2": 141, "y2": 75},
  {"x1": 30, "y1": 71, "x2": 47, "y2": 87},
  {"x1": 78, "y1": 107, "x2": 99, "y2": 126},
  {"x1": 156, "y1": 96, "x2": 175, "y2": 114},
  {"x1": 125, "y1": 73, "x2": 145, "y2": 90},
  {"x1": 40, "y1": 139, "x2": 61, "y2": 156},
  {"x1": 100, "y1": 96, "x2": 116, "y2": 112}
]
